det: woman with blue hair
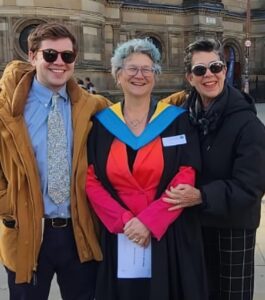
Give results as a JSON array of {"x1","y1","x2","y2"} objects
[{"x1": 85, "y1": 38, "x2": 208, "y2": 299}]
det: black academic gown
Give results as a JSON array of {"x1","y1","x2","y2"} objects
[{"x1": 87, "y1": 102, "x2": 208, "y2": 300}]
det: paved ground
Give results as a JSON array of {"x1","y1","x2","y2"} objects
[
  {"x1": 255, "y1": 199, "x2": 265, "y2": 300},
  {"x1": 1, "y1": 103, "x2": 265, "y2": 300},
  {"x1": 252, "y1": 103, "x2": 265, "y2": 300}
]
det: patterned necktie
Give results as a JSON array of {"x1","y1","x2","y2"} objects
[{"x1": 47, "y1": 94, "x2": 70, "y2": 204}]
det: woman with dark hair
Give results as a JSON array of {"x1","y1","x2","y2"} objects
[
  {"x1": 85, "y1": 38, "x2": 208, "y2": 300},
  {"x1": 164, "y1": 38, "x2": 265, "y2": 300}
]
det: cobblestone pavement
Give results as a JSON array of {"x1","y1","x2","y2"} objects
[{"x1": 1, "y1": 103, "x2": 265, "y2": 300}]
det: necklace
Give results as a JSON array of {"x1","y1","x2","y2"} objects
[{"x1": 124, "y1": 112, "x2": 148, "y2": 129}]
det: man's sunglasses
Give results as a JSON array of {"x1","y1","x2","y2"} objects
[
  {"x1": 38, "y1": 49, "x2": 77, "y2": 64},
  {"x1": 191, "y1": 61, "x2": 225, "y2": 76}
]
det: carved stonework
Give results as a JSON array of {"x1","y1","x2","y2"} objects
[{"x1": 0, "y1": 0, "x2": 264, "y2": 101}]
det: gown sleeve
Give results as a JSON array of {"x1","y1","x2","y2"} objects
[
  {"x1": 137, "y1": 166, "x2": 195, "y2": 240},
  {"x1": 86, "y1": 163, "x2": 195, "y2": 240},
  {"x1": 86, "y1": 164, "x2": 134, "y2": 233}
]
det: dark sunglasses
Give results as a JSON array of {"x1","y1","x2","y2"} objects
[
  {"x1": 38, "y1": 49, "x2": 77, "y2": 64},
  {"x1": 191, "y1": 61, "x2": 225, "y2": 76}
]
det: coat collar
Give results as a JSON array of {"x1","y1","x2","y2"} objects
[
  {"x1": 0, "y1": 60, "x2": 82, "y2": 118},
  {"x1": 0, "y1": 60, "x2": 89, "y2": 186}
]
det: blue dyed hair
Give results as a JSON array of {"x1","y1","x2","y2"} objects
[{"x1": 111, "y1": 38, "x2": 161, "y2": 81}]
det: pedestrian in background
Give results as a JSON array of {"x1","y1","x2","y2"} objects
[
  {"x1": 0, "y1": 22, "x2": 108, "y2": 300},
  {"x1": 163, "y1": 38, "x2": 265, "y2": 300},
  {"x1": 85, "y1": 77, "x2": 96, "y2": 94},
  {"x1": 77, "y1": 78, "x2": 87, "y2": 90}
]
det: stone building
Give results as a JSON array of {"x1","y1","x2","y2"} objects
[{"x1": 0, "y1": 0, "x2": 264, "y2": 100}]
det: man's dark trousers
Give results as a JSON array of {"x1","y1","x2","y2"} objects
[{"x1": 5, "y1": 219, "x2": 98, "y2": 300}]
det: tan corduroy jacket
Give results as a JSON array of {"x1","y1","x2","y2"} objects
[
  {"x1": 0, "y1": 60, "x2": 108, "y2": 283},
  {"x1": 161, "y1": 90, "x2": 188, "y2": 106}
]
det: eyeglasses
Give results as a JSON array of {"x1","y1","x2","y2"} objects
[
  {"x1": 38, "y1": 49, "x2": 77, "y2": 64},
  {"x1": 191, "y1": 61, "x2": 225, "y2": 76},
  {"x1": 122, "y1": 66, "x2": 155, "y2": 77}
]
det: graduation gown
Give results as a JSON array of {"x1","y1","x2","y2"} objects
[{"x1": 86, "y1": 101, "x2": 208, "y2": 300}]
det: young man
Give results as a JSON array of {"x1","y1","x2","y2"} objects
[{"x1": 0, "y1": 22, "x2": 108, "y2": 300}]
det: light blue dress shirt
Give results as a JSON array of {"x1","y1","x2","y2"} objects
[{"x1": 24, "y1": 78, "x2": 73, "y2": 218}]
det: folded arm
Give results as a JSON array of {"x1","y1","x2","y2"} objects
[
  {"x1": 136, "y1": 166, "x2": 195, "y2": 240},
  {"x1": 86, "y1": 164, "x2": 134, "y2": 233}
]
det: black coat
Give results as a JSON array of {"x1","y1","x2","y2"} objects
[
  {"x1": 87, "y1": 107, "x2": 208, "y2": 300},
  {"x1": 185, "y1": 84, "x2": 265, "y2": 229}
]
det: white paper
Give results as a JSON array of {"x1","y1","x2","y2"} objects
[
  {"x1": 117, "y1": 233, "x2": 152, "y2": 278},
  {"x1": 162, "y1": 134, "x2": 187, "y2": 146}
]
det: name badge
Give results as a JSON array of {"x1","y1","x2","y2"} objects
[{"x1": 162, "y1": 134, "x2": 187, "y2": 147}]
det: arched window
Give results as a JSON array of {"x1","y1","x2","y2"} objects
[
  {"x1": 224, "y1": 44, "x2": 242, "y2": 90},
  {"x1": 19, "y1": 24, "x2": 40, "y2": 54},
  {"x1": 146, "y1": 36, "x2": 163, "y2": 57}
]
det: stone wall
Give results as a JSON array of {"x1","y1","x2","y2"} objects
[{"x1": 0, "y1": 0, "x2": 264, "y2": 100}]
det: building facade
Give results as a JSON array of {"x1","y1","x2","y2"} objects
[{"x1": 0, "y1": 0, "x2": 264, "y2": 100}]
